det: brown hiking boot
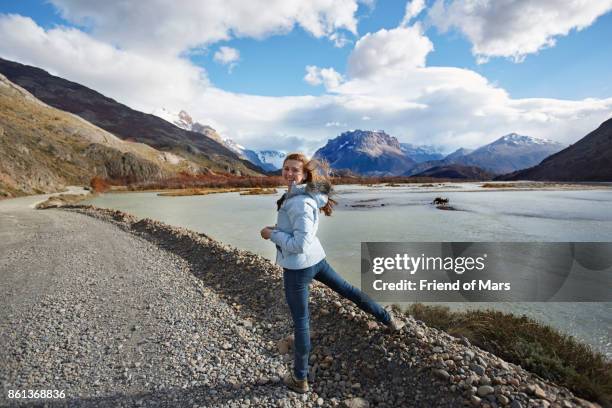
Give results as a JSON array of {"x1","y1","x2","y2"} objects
[
  {"x1": 283, "y1": 372, "x2": 309, "y2": 393},
  {"x1": 385, "y1": 307, "x2": 406, "y2": 332}
]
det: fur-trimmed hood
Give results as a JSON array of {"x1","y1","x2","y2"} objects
[{"x1": 285, "y1": 180, "x2": 333, "y2": 209}]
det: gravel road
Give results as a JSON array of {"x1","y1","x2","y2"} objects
[
  {"x1": 0, "y1": 195, "x2": 597, "y2": 408},
  {"x1": 0, "y1": 197, "x2": 296, "y2": 407}
]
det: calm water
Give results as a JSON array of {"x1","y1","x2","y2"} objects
[{"x1": 84, "y1": 183, "x2": 612, "y2": 358}]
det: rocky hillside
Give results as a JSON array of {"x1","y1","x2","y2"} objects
[
  {"x1": 498, "y1": 118, "x2": 612, "y2": 181},
  {"x1": 314, "y1": 130, "x2": 416, "y2": 176},
  {"x1": 0, "y1": 58, "x2": 262, "y2": 176},
  {"x1": 0, "y1": 73, "x2": 193, "y2": 197}
]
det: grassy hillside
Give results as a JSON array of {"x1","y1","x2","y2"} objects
[{"x1": 0, "y1": 74, "x2": 194, "y2": 197}]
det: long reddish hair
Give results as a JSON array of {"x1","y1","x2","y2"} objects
[{"x1": 277, "y1": 153, "x2": 337, "y2": 216}]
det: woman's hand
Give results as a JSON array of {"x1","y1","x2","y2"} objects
[{"x1": 260, "y1": 226, "x2": 274, "y2": 240}]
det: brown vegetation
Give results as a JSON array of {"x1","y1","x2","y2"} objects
[
  {"x1": 92, "y1": 174, "x2": 466, "y2": 194},
  {"x1": 239, "y1": 188, "x2": 278, "y2": 195},
  {"x1": 157, "y1": 188, "x2": 244, "y2": 197},
  {"x1": 90, "y1": 177, "x2": 110, "y2": 193},
  {"x1": 128, "y1": 173, "x2": 285, "y2": 191},
  {"x1": 406, "y1": 303, "x2": 612, "y2": 406},
  {"x1": 481, "y1": 183, "x2": 517, "y2": 188}
]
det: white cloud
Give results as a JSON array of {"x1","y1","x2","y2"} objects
[
  {"x1": 329, "y1": 32, "x2": 352, "y2": 48},
  {"x1": 213, "y1": 46, "x2": 240, "y2": 72},
  {"x1": 400, "y1": 0, "x2": 426, "y2": 27},
  {"x1": 213, "y1": 46, "x2": 240, "y2": 65},
  {"x1": 347, "y1": 24, "x2": 434, "y2": 78},
  {"x1": 48, "y1": 0, "x2": 362, "y2": 55},
  {"x1": 325, "y1": 121, "x2": 348, "y2": 127},
  {"x1": 1, "y1": 12, "x2": 611, "y2": 158},
  {"x1": 0, "y1": 14, "x2": 206, "y2": 113},
  {"x1": 429, "y1": 0, "x2": 612, "y2": 63},
  {"x1": 304, "y1": 65, "x2": 344, "y2": 90}
]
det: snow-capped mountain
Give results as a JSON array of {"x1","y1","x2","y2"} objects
[
  {"x1": 498, "y1": 118, "x2": 612, "y2": 181},
  {"x1": 452, "y1": 133, "x2": 566, "y2": 174},
  {"x1": 407, "y1": 133, "x2": 566, "y2": 176},
  {"x1": 257, "y1": 150, "x2": 286, "y2": 170},
  {"x1": 313, "y1": 130, "x2": 416, "y2": 176},
  {"x1": 493, "y1": 133, "x2": 558, "y2": 146},
  {"x1": 223, "y1": 139, "x2": 285, "y2": 172},
  {"x1": 399, "y1": 143, "x2": 445, "y2": 163},
  {"x1": 444, "y1": 147, "x2": 474, "y2": 161},
  {"x1": 151, "y1": 108, "x2": 223, "y2": 143}
]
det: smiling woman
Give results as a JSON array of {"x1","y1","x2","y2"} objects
[{"x1": 259, "y1": 152, "x2": 406, "y2": 393}]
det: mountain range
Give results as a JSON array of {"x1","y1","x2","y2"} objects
[
  {"x1": 0, "y1": 58, "x2": 262, "y2": 177},
  {"x1": 0, "y1": 73, "x2": 192, "y2": 197},
  {"x1": 400, "y1": 143, "x2": 445, "y2": 163},
  {"x1": 498, "y1": 117, "x2": 612, "y2": 181},
  {"x1": 223, "y1": 139, "x2": 286, "y2": 172},
  {"x1": 151, "y1": 108, "x2": 286, "y2": 172},
  {"x1": 313, "y1": 130, "x2": 417, "y2": 176},
  {"x1": 314, "y1": 130, "x2": 566, "y2": 177},
  {"x1": 0, "y1": 56, "x2": 609, "y2": 195},
  {"x1": 151, "y1": 108, "x2": 223, "y2": 144}
]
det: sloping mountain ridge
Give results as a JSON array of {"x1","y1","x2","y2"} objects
[
  {"x1": 223, "y1": 139, "x2": 286, "y2": 172},
  {"x1": 497, "y1": 118, "x2": 612, "y2": 181},
  {"x1": 0, "y1": 73, "x2": 192, "y2": 197},
  {"x1": 152, "y1": 108, "x2": 224, "y2": 144},
  {"x1": 314, "y1": 130, "x2": 416, "y2": 176},
  {"x1": 452, "y1": 133, "x2": 565, "y2": 174},
  {"x1": 444, "y1": 147, "x2": 473, "y2": 161},
  {"x1": 0, "y1": 58, "x2": 263, "y2": 176},
  {"x1": 400, "y1": 143, "x2": 445, "y2": 163},
  {"x1": 412, "y1": 164, "x2": 494, "y2": 180},
  {"x1": 406, "y1": 134, "x2": 565, "y2": 176},
  {"x1": 152, "y1": 108, "x2": 286, "y2": 172}
]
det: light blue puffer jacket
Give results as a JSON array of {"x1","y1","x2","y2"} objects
[{"x1": 270, "y1": 182, "x2": 330, "y2": 270}]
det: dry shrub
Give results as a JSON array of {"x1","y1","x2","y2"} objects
[
  {"x1": 90, "y1": 176, "x2": 110, "y2": 193},
  {"x1": 407, "y1": 303, "x2": 612, "y2": 406}
]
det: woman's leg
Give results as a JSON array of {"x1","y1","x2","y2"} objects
[
  {"x1": 314, "y1": 259, "x2": 391, "y2": 324},
  {"x1": 283, "y1": 267, "x2": 315, "y2": 381}
]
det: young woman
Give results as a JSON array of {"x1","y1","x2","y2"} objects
[{"x1": 260, "y1": 153, "x2": 405, "y2": 394}]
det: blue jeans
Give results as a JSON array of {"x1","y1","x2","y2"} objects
[{"x1": 283, "y1": 258, "x2": 391, "y2": 380}]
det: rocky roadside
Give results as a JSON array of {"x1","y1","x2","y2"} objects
[{"x1": 0, "y1": 204, "x2": 602, "y2": 408}]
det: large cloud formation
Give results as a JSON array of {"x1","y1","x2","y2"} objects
[
  {"x1": 429, "y1": 0, "x2": 612, "y2": 62},
  {"x1": 48, "y1": 0, "x2": 362, "y2": 55},
  {"x1": 0, "y1": 1, "x2": 611, "y2": 155}
]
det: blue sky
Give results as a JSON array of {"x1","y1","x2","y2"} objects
[
  {"x1": 1, "y1": 0, "x2": 611, "y2": 153},
  {"x1": 208, "y1": 6, "x2": 612, "y2": 100}
]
